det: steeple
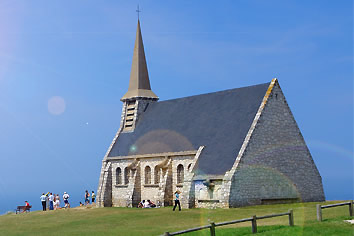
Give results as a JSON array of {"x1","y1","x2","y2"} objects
[{"x1": 121, "y1": 20, "x2": 158, "y2": 101}]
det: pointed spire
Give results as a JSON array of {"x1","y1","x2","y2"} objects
[{"x1": 121, "y1": 20, "x2": 158, "y2": 101}]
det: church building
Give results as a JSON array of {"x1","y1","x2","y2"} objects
[{"x1": 96, "y1": 20, "x2": 325, "y2": 209}]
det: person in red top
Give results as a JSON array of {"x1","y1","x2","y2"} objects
[{"x1": 22, "y1": 201, "x2": 30, "y2": 213}]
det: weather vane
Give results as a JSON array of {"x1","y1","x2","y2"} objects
[{"x1": 136, "y1": 5, "x2": 141, "y2": 20}]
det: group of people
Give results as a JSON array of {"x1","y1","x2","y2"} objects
[
  {"x1": 79, "y1": 190, "x2": 96, "y2": 206},
  {"x1": 136, "y1": 190, "x2": 181, "y2": 211},
  {"x1": 38, "y1": 190, "x2": 181, "y2": 211},
  {"x1": 40, "y1": 190, "x2": 96, "y2": 211},
  {"x1": 138, "y1": 199, "x2": 158, "y2": 208},
  {"x1": 85, "y1": 190, "x2": 96, "y2": 205},
  {"x1": 40, "y1": 192, "x2": 70, "y2": 211}
]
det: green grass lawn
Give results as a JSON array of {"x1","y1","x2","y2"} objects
[{"x1": 0, "y1": 201, "x2": 352, "y2": 236}]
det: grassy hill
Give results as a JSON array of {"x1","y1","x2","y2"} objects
[{"x1": 0, "y1": 201, "x2": 352, "y2": 235}]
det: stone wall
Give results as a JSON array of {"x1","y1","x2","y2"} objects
[
  {"x1": 194, "y1": 179, "x2": 224, "y2": 208},
  {"x1": 96, "y1": 161, "x2": 112, "y2": 207},
  {"x1": 180, "y1": 146, "x2": 204, "y2": 209},
  {"x1": 228, "y1": 80, "x2": 325, "y2": 207},
  {"x1": 111, "y1": 159, "x2": 133, "y2": 207},
  {"x1": 107, "y1": 151, "x2": 197, "y2": 208}
]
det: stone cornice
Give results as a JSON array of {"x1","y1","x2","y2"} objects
[{"x1": 107, "y1": 150, "x2": 198, "y2": 160}]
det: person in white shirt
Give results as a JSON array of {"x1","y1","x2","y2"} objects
[
  {"x1": 63, "y1": 192, "x2": 70, "y2": 208},
  {"x1": 91, "y1": 191, "x2": 96, "y2": 204},
  {"x1": 143, "y1": 200, "x2": 150, "y2": 208},
  {"x1": 40, "y1": 193, "x2": 47, "y2": 211},
  {"x1": 54, "y1": 194, "x2": 60, "y2": 210},
  {"x1": 48, "y1": 193, "x2": 54, "y2": 210}
]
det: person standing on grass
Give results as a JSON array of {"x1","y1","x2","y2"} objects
[
  {"x1": 53, "y1": 194, "x2": 59, "y2": 210},
  {"x1": 40, "y1": 193, "x2": 47, "y2": 211},
  {"x1": 91, "y1": 191, "x2": 96, "y2": 204},
  {"x1": 45, "y1": 192, "x2": 50, "y2": 209},
  {"x1": 84, "y1": 190, "x2": 90, "y2": 205},
  {"x1": 54, "y1": 194, "x2": 60, "y2": 210},
  {"x1": 63, "y1": 192, "x2": 70, "y2": 208},
  {"x1": 173, "y1": 190, "x2": 181, "y2": 211},
  {"x1": 48, "y1": 193, "x2": 54, "y2": 210}
]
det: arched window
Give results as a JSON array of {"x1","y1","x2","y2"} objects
[
  {"x1": 145, "y1": 166, "x2": 151, "y2": 184},
  {"x1": 187, "y1": 163, "x2": 192, "y2": 171},
  {"x1": 116, "y1": 167, "x2": 122, "y2": 185},
  {"x1": 124, "y1": 167, "x2": 130, "y2": 185},
  {"x1": 177, "y1": 164, "x2": 184, "y2": 184},
  {"x1": 154, "y1": 166, "x2": 160, "y2": 184}
]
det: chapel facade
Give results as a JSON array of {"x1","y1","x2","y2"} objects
[{"x1": 96, "y1": 20, "x2": 325, "y2": 209}]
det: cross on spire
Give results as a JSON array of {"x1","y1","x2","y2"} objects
[{"x1": 136, "y1": 5, "x2": 141, "y2": 20}]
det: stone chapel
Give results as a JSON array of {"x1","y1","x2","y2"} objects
[{"x1": 96, "y1": 20, "x2": 325, "y2": 209}]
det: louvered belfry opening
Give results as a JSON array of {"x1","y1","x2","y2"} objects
[{"x1": 124, "y1": 101, "x2": 136, "y2": 131}]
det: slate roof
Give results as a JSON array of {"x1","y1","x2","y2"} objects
[{"x1": 108, "y1": 82, "x2": 270, "y2": 175}]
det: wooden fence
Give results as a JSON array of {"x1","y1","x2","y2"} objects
[
  {"x1": 317, "y1": 200, "x2": 353, "y2": 221},
  {"x1": 163, "y1": 209, "x2": 294, "y2": 236}
]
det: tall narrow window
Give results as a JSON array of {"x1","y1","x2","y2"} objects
[
  {"x1": 154, "y1": 166, "x2": 160, "y2": 184},
  {"x1": 177, "y1": 164, "x2": 184, "y2": 184},
  {"x1": 124, "y1": 167, "x2": 130, "y2": 185},
  {"x1": 145, "y1": 166, "x2": 151, "y2": 184},
  {"x1": 116, "y1": 167, "x2": 122, "y2": 185}
]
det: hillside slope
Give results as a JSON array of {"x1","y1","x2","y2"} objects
[{"x1": 0, "y1": 201, "x2": 352, "y2": 235}]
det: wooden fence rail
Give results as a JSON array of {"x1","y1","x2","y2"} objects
[
  {"x1": 163, "y1": 209, "x2": 294, "y2": 236},
  {"x1": 317, "y1": 200, "x2": 353, "y2": 221}
]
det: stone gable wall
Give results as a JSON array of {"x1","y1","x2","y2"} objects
[{"x1": 228, "y1": 82, "x2": 325, "y2": 207}]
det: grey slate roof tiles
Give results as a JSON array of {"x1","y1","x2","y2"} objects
[{"x1": 108, "y1": 82, "x2": 270, "y2": 175}]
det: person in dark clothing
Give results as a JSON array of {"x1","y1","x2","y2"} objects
[
  {"x1": 173, "y1": 191, "x2": 181, "y2": 211},
  {"x1": 138, "y1": 200, "x2": 144, "y2": 208},
  {"x1": 40, "y1": 193, "x2": 47, "y2": 211},
  {"x1": 84, "y1": 190, "x2": 90, "y2": 205}
]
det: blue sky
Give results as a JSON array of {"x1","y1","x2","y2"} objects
[{"x1": 0, "y1": 0, "x2": 352, "y2": 214}]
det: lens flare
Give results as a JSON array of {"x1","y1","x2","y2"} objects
[
  {"x1": 130, "y1": 145, "x2": 137, "y2": 153},
  {"x1": 48, "y1": 96, "x2": 66, "y2": 115},
  {"x1": 131, "y1": 129, "x2": 194, "y2": 155}
]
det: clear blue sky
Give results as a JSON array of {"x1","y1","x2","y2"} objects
[{"x1": 0, "y1": 0, "x2": 352, "y2": 214}]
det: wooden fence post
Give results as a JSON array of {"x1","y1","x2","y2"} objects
[
  {"x1": 164, "y1": 232, "x2": 170, "y2": 236},
  {"x1": 252, "y1": 215, "x2": 257, "y2": 234},
  {"x1": 316, "y1": 204, "x2": 322, "y2": 221},
  {"x1": 349, "y1": 200, "x2": 353, "y2": 217},
  {"x1": 210, "y1": 222, "x2": 216, "y2": 236},
  {"x1": 288, "y1": 209, "x2": 294, "y2": 226}
]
